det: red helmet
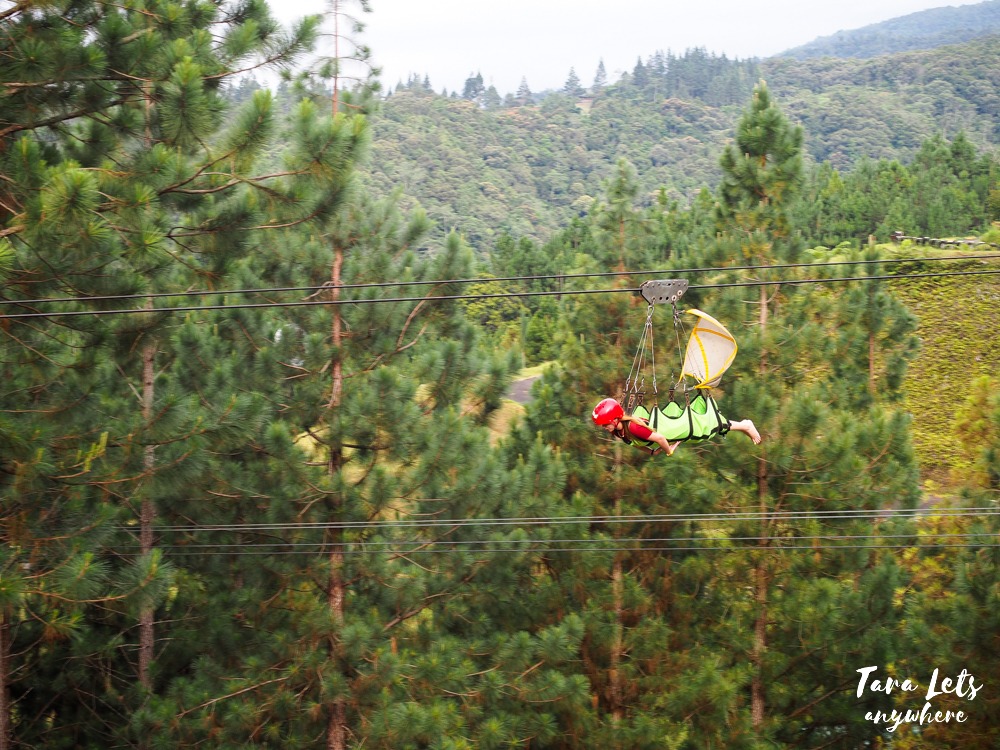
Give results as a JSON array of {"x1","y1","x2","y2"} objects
[{"x1": 592, "y1": 398, "x2": 624, "y2": 426}]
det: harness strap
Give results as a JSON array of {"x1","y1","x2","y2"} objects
[{"x1": 617, "y1": 415, "x2": 659, "y2": 453}]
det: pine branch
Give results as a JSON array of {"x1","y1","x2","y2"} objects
[
  {"x1": 175, "y1": 676, "x2": 290, "y2": 718},
  {"x1": 381, "y1": 564, "x2": 485, "y2": 632},
  {"x1": 0, "y1": 98, "x2": 128, "y2": 140},
  {"x1": 785, "y1": 675, "x2": 857, "y2": 721},
  {"x1": 0, "y1": 1, "x2": 30, "y2": 22}
]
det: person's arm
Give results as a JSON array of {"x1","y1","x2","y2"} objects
[
  {"x1": 626, "y1": 419, "x2": 680, "y2": 457},
  {"x1": 648, "y1": 430, "x2": 680, "y2": 456}
]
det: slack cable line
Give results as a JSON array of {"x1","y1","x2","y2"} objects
[
  {"x1": 123, "y1": 541, "x2": 1000, "y2": 557},
  {"x1": 116, "y1": 530, "x2": 1000, "y2": 552},
  {"x1": 133, "y1": 505, "x2": 1000, "y2": 534},
  {"x1": 3, "y1": 250, "x2": 999, "y2": 309},
  {"x1": 5, "y1": 266, "x2": 1000, "y2": 320}
]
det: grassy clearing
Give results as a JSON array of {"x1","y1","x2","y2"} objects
[
  {"x1": 487, "y1": 400, "x2": 527, "y2": 445},
  {"x1": 514, "y1": 362, "x2": 555, "y2": 380},
  {"x1": 890, "y1": 248, "x2": 1000, "y2": 485},
  {"x1": 483, "y1": 361, "x2": 558, "y2": 444}
]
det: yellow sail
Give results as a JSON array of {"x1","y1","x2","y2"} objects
[{"x1": 681, "y1": 309, "x2": 738, "y2": 388}]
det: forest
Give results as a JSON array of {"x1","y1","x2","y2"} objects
[
  {"x1": 344, "y1": 33, "x2": 1000, "y2": 250},
  {"x1": 1, "y1": 1, "x2": 1000, "y2": 749}
]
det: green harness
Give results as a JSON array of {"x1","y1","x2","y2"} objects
[{"x1": 622, "y1": 392, "x2": 730, "y2": 452}]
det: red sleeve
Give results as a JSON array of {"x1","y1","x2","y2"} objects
[{"x1": 627, "y1": 421, "x2": 653, "y2": 440}]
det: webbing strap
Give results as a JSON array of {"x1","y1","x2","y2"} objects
[
  {"x1": 622, "y1": 305, "x2": 657, "y2": 407},
  {"x1": 671, "y1": 302, "x2": 688, "y2": 391}
]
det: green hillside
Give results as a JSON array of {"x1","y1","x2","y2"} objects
[
  {"x1": 763, "y1": 35, "x2": 1000, "y2": 168},
  {"x1": 889, "y1": 247, "x2": 1000, "y2": 481},
  {"x1": 361, "y1": 37, "x2": 1000, "y2": 252},
  {"x1": 778, "y1": 0, "x2": 1000, "y2": 59}
]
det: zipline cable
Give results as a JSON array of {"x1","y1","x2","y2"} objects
[
  {"x1": 8, "y1": 254, "x2": 998, "y2": 557},
  {"x1": 116, "y1": 531, "x2": 1000, "y2": 550},
  {"x1": 5, "y1": 266, "x2": 1000, "y2": 320},
  {"x1": 4, "y1": 251, "x2": 998, "y2": 308},
  {"x1": 108, "y1": 506, "x2": 1000, "y2": 556},
  {"x1": 136, "y1": 505, "x2": 1000, "y2": 534},
  {"x1": 118, "y1": 541, "x2": 1000, "y2": 558}
]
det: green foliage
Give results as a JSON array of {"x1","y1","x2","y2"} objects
[
  {"x1": 4, "y1": 5, "x2": 1000, "y2": 748},
  {"x1": 954, "y1": 376, "x2": 1000, "y2": 488},
  {"x1": 891, "y1": 487, "x2": 1000, "y2": 749},
  {"x1": 0, "y1": 0, "x2": 361, "y2": 745},
  {"x1": 459, "y1": 278, "x2": 528, "y2": 345},
  {"x1": 716, "y1": 81, "x2": 804, "y2": 258},
  {"x1": 793, "y1": 129, "x2": 999, "y2": 244},
  {"x1": 347, "y1": 37, "x2": 1000, "y2": 254},
  {"x1": 889, "y1": 255, "x2": 1000, "y2": 478}
]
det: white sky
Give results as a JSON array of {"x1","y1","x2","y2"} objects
[{"x1": 267, "y1": 0, "x2": 984, "y2": 96}]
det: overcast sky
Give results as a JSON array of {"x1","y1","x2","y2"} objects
[{"x1": 266, "y1": 0, "x2": 983, "y2": 96}]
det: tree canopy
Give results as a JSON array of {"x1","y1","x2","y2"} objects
[{"x1": 2, "y1": 5, "x2": 1000, "y2": 749}]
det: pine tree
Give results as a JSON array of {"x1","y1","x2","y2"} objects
[
  {"x1": 593, "y1": 59, "x2": 608, "y2": 93},
  {"x1": 709, "y1": 82, "x2": 922, "y2": 744},
  {"x1": 717, "y1": 81, "x2": 804, "y2": 265},
  {"x1": 314, "y1": 0, "x2": 378, "y2": 115},
  {"x1": 631, "y1": 57, "x2": 649, "y2": 88},
  {"x1": 593, "y1": 159, "x2": 645, "y2": 270},
  {"x1": 516, "y1": 77, "x2": 533, "y2": 105},
  {"x1": 955, "y1": 375, "x2": 1000, "y2": 488},
  {"x1": 150, "y1": 196, "x2": 583, "y2": 748},
  {"x1": 483, "y1": 84, "x2": 502, "y2": 109},
  {"x1": 0, "y1": 0, "x2": 335, "y2": 743},
  {"x1": 463, "y1": 71, "x2": 486, "y2": 102},
  {"x1": 564, "y1": 67, "x2": 585, "y2": 97}
]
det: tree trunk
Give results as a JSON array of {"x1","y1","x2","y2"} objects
[
  {"x1": 750, "y1": 521, "x2": 768, "y2": 731},
  {"x1": 138, "y1": 85, "x2": 156, "y2": 696},
  {"x1": 608, "y1": 454, "x2": 625, "y2": 743},
  {"x1": 326, "y1": 547, "x2": 346, "y2": 750},
  {"x1": 0, "y1": 609, "x2": 11, "y2": 750},
  {"x1": 615, "y1": 214, "x2": 628, "y2": 273},
  {"x1": 608, "y1": 554, "x2": 625, "y2": 736},
  {"x1": 869, "y1": 330, "x2": 876, "y2": 395},
  {"x1": 326, "y1": 244, "x2": 347, "y2": 750},
  {"x1": 328, "y1": 245, "x2": 344, "y2": 412},
  {"x1": 751, "y1": 281, "x2": 769, "y2": 731},
  {"x1": 139, "y1": 332, "x2": 156, "y2": 690},
  {"x1": 330, "y1": 0, "x2": 341, "y2": 117},
  {"x1": 610, "y1": 546, "x2": 624, "y2": 725}
]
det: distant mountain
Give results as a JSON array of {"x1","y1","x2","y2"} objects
[
  {"x1": 356, "y1": 35, "x2": 1000, "y2": 251},
  {"x1": 777, "y1": 0, "x2": 1000, "y2": 59}
]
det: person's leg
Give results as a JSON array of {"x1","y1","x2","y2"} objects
[{"x1": 729, "y1": 419, "x2": 762, "y2": 444}]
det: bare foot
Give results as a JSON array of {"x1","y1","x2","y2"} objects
[
  {"x1": 743, "y1": 420, "x2": 762, "y2": 445},
  {"x1": 733, "y1": 419, "x2": 762, "y2": 444}
]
